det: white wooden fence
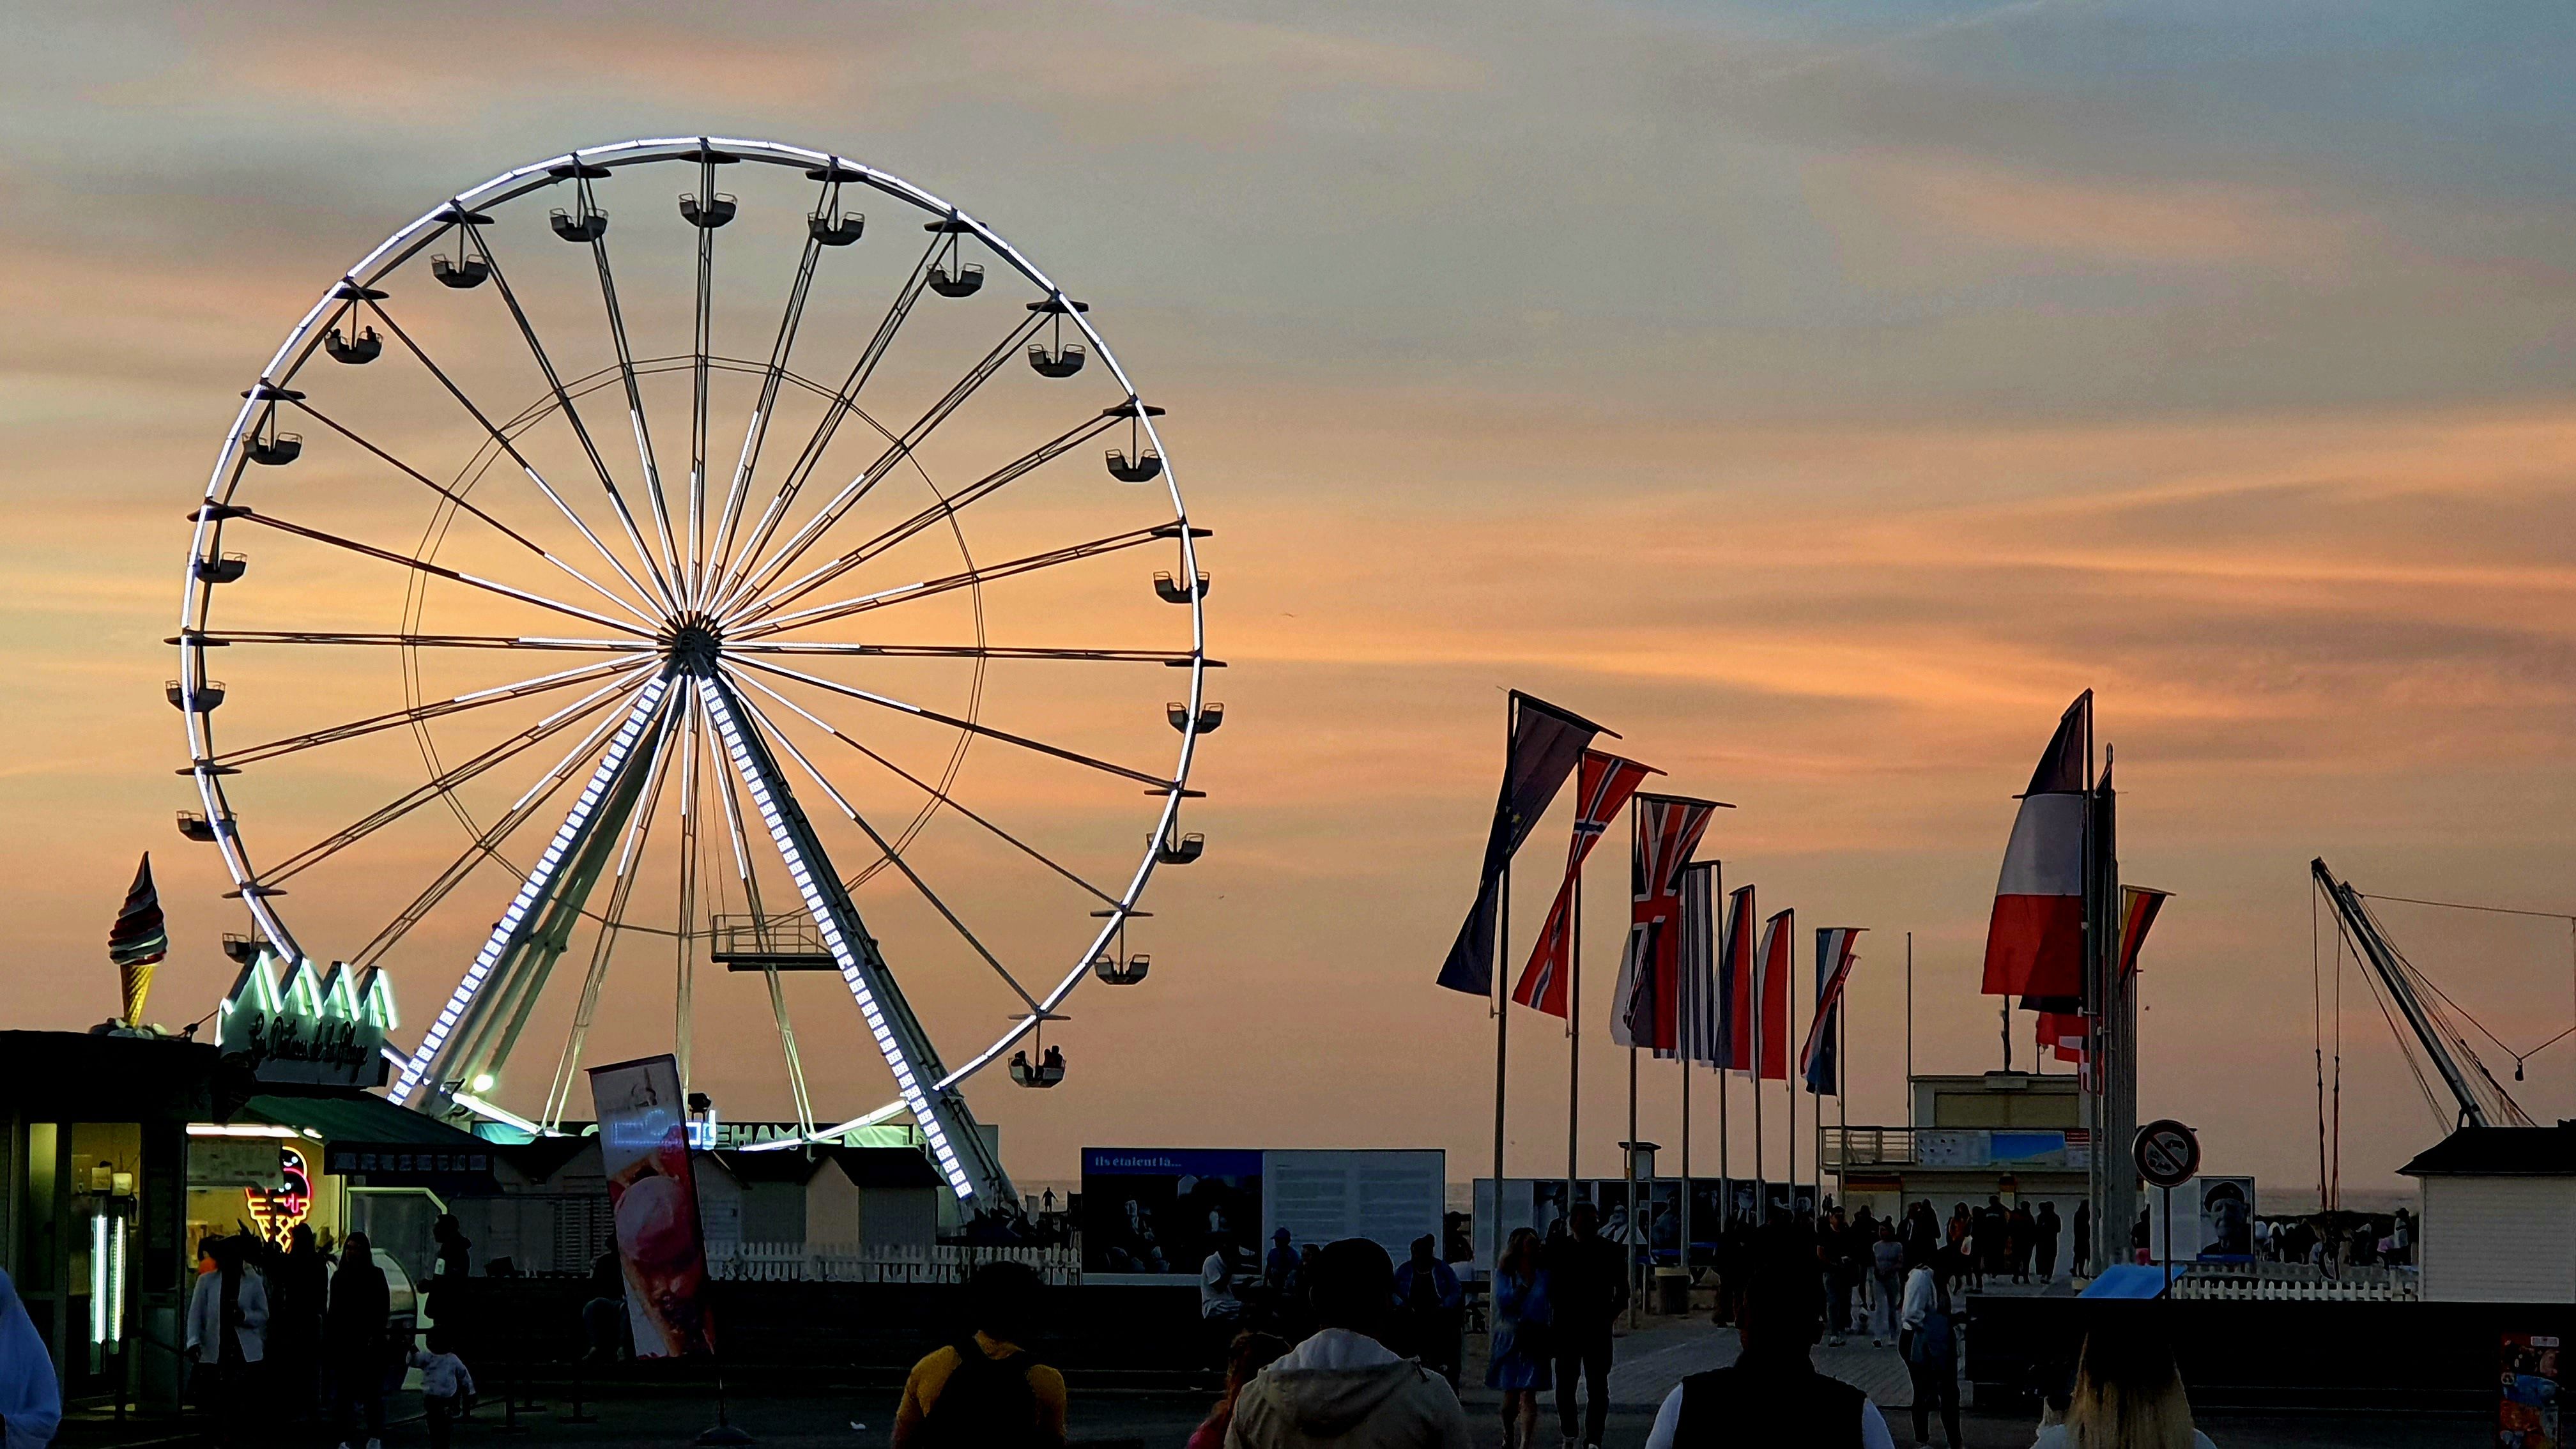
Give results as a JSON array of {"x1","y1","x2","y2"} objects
[
  {"x1": 2169, "y1": 1262, "x2": 2417, "y2": 1302},
  {"x1": 709, "y1": 1241, "x2": 1080, "y2": 1287}
]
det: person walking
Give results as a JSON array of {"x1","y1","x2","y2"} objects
[
  {"x1": 406, "y1": 1328, "x2": 477, "y2": 1449},
  {"x1": 185, "y1": 1236, "x2": 270, "y2": 1449},
  {"x1": 894, "y1": 1261, "x2": 1066, "y2": 1448},
  {"x1": 2073, "y1": 1201, "x2": 2092, "y2": 1279},
  {"x1": 2031, "y1": 1312, "x2": 2217, "y2": 1448},
  {"x1": 1485, "y1": 1228, "x2": 1552, "y2": 1449},
  {"x1": 0, "y1": 1267, "x2": 63, "y2": 1449},
  {"x1": 1868, "y1": 1223, "x2": 1905, "y2": 1348},
  {"x1": 1391, "y1": 1238, "x2": 1463, "y2": 1388},
  {"x1": 1898, "y1": 1257, "x2": 1962, "y2": 1449},
  {"x1": 269, "y1": 1223, "x2": 328, "y2": 1425},
  {"x1": 326, "y1": 1232, "x2": 390, "y2": 1449},
  {"x1": 1223, "y1": 1238, "x2": 1470, "y2": 1449},
  {"x1": 2036, "y1": 1203, "x2": 2064, "y2": 1284},
  {"x1": 1190, "y1": 1333, "x2": 1291, "y2": 1449},
  {"x1": 2010, "y1": 1205, "x2": 2037, "y2": 1285},
  {"x1": 1544, "y1": 1204, "x2": 1626, "y2": 1449},
  {"x1": 1642, "y1": 1254, "x2": 1897, "y2": 1448}
]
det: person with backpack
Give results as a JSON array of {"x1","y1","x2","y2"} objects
[
  {"x1": 1225, "y1": 1238, "x2": 1469, "y2": 1449},
  {"x1": 1899, "y1": 1255, "x2": 1962, "y2": 1448},
  {"x1": 893, "y1": 1261, "x2": 1066, "y2": 1449},
  {"x1": 1641, "y1": 1254, "x2": 1896, "y2": 1448}
]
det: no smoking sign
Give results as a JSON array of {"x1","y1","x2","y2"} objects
[{"x1": 2133, "y1": 1119, "x2": 2201, "y2": 1188}]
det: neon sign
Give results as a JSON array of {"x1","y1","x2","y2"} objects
[
  {"x1": 218, "y1": 950, "x2": 395, "y2": 1087},
  {"x1": 245, "y1": 1144, "x2": 312, "y2": 1239}
]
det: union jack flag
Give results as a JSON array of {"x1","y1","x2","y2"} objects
[
  {"x1": 1610, "y1": 794, "x2": 1721, "y2": 1051},
  {"x1": 1512, "y1": 751, "x2": 1657, "y2": 1017}
]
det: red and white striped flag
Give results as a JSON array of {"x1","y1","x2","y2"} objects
[
  {"x1": 1801, "y1": 926, "x2": 1864, "y2": 1089},
  {"x1": 1609, "y1": 794, "x2": 1719, "y2": 1050},
  {"x1": 1513, "y1": 751, "x2": 1659, "y2": 1017},
  {"x1": 1981, "y1": 691, "x2": 2090, "y2": 998},
  {"x1": 1747, "y1": 907, "x2": 1794, "y2": 1080}
]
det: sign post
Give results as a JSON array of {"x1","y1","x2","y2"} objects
[{"x1": 2133, "y1": 1119, "x2": 2200, "y2": 1298}]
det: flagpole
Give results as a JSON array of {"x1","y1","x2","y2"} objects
[
  {"x1": 1837, "y1": 996, "x2": 1848, "y2": 1213},
  {"x1": 1627, "y1": 1043, "x2": 1639, "y2": 1329},
  {"x1": 1680, "y1": 1011, "x2": 1692, "y2": 1280},
  {"x1": 1568, "y1": 868, "x2": 1581, "y2": 1211},
  {"x1": 1489, "y1": 694, "x2": 1514, "y2": 1278},
  {"x1": 1789, "y1": 928, "x2": 1800, "y2": 1221}
]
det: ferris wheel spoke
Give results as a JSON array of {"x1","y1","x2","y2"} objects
[
  {"x1": 725, "y1": 665, "x2": 1121, "y2": 908},
  {"x1": 726, "y1": 655, "x2": 1180, "y2": 792},
  {"x1": 737, "y1": 524, "x2": 1178, "y2": 641},
  {"x1": 576, "y1": 223, "x2": 684, "y2": 615},
  {"x1": 184, "y1": 631, "x2": 643, "y2": 652},
  {"x1": 728, "y1": 641, "x2": 1208, "y2": 666},
  {"x1": 707, "y1": 227, "x2": 946, "y2": 612},
  {"x1": 264, "y1": 669, "x2": 652, "y2": 886},
  {"x1": 702, "y1": 225, "x2": 827, "y2": 614},
  {"x1": 724, "y1": 410, "x2": 1118, "y2": 629},
  {"x1": 540, "y1": 705, "x2": 684, "y2": 1128},
  {"x1": 726, "y1": 684, "x2": 1044, "y2": 1015},
  {"x1": 711, "y1": 311, "x2": 1051, "y2": 620},
  {"x1": 365, "y1": 300, "x2": 680, "y2": 618},
  {"x1": 209, "y1": 654, "x2": 654, "y2": 769},
  {"x1": 290, "y1": 398, "x2": 661, "y2": 629},
  {"x1": 704, "y1": 719, "x2": 819, "y2": 1133},
  {"x1": 224, "y1": 509, "x2": 656, "y2": 638},
  {"x1": 467, "y1": 223, "x2": 686, "y2": 610}
]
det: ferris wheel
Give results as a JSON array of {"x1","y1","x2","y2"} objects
[{"x1": 172, "y1": 137, "x2": 1218, "y2": 1204}]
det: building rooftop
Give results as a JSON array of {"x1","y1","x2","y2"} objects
[{"x1": 2398, "y1": 1124, "x2": 2576, "y2": 1177}]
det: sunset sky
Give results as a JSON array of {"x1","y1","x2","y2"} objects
[{"x1": 6, "y1": 1, "x2": 2574, "y2": 1206}]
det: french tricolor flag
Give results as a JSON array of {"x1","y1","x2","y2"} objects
[{"x1": 1981, "y1": 691, "x2": 2092, "y2": 999}]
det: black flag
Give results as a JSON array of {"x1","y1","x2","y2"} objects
[{"x1": 1436, "y1": 692, "x2": 1605, "y2": 995}]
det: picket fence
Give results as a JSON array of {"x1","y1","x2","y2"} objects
[
  {"x1": 709, "y1": 1241, "x2": 1080, "y2": 1287},
  {"x1": 2168, "y1": 1262, "x2": 2417, "y2": 1302}
]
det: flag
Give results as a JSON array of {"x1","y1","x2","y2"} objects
[
  {"x1": 1720, "y1": 885, "x2": 1756, "y2": 1071},
  {"x1": 1659, "y1": 862, "x2": 1723, "y2": 1063},
  {"x1": 1512, "y1": 751, "x2": 1659, "y2": 1016},
  {"x1": 109, "y1": 853, "x2": 169, "y2": 1027},
  {"x1": 2119, "y1": 885, "x2": 2171, "y2": 977},
  {"x1": 1436, "y1": 693, "x2": 1604, "y2": 996},
  {"x1": 2036, "y1": 1009, "x2": 2086, "y2": 1063},
  {"x1": 1609, "y1": 795, "x2": 1719, "y2": 1050},
  {"x1": 1751, "y1": 908, "x2": 1793, "y2": 1080},
  {"x1": 1803, "y1": 927, "x2": 1864, "y2": 1093},
  {"x1": 1981, "y1": 691, "x2": 2091, "y2": 997}
]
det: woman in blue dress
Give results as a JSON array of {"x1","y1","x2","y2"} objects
[{"x1": 1485, "y1": 1225, "x2": 1552, "y2": 1449}]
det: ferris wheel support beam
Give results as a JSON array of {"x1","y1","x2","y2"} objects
[
  {"x1": 393, "y1": 671, "x2": 677, "y2": 1107},
  {"x1": 695, "y1": 670, "x2": 1009, "y2": 1205}
]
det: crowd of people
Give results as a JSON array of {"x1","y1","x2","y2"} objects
[
  {"x1": 898, "y1": 1218, "x2": 2221, "y2": 1449},
  {"x1": 177, "y1": 1220, "x2": 475, "y2": 1449}
]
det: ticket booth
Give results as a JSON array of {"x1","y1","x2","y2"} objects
[{"x1": 0, "y1": 1029, "x2": 218, "y2": 1415}]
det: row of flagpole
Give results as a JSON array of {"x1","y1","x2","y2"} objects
[{"x1": 1438, "y1": 693, "x2": 1867, "y2": 1276}]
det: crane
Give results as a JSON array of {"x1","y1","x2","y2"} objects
[{"x1": 2313, "y1": 857, "x2": 2532, "y2": 1130}]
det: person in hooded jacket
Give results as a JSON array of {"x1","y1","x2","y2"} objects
[
  {"x1": 327, "y1": 1233, "x2": 390, "y2": 1449},
  {"x1": 1225, "y1": 1238, "x2": 1469, "y2": 1449},
  {"x1": 0, "y1": 1267, "x2": 62, "y2": 1449}
]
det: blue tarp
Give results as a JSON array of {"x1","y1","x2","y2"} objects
[{"x1": 2080, "y1": 1264, "x2": 2177, "y2": 1299}]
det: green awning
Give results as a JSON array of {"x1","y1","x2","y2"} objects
[{"x1": 239, "y1": 1091, "x2": 487, "y2": 1149}]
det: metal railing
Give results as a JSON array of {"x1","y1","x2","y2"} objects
[
  {"x1": 708, "y1": 1240, "x2": 1080, "y2": 1286},
  {"x1": 1822, "y1": 1126, "x2": 1917, "y2": 1168}
]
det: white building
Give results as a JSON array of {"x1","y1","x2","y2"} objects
[{"x1": 2398, "y1": 1123, "x2": 2576, "y2": 1303}]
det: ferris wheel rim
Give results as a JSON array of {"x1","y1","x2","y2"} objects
[{"x1": 176, "y1": 136, "x2": 1211, "y2": 1131}]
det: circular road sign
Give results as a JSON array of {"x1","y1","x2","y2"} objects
[{"x1": 2133, "y1": 1119, "x2": 2202, "y2": 1188}]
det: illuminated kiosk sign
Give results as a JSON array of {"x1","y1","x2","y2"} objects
[{"x1": 218, "y1": 951, "x2": 397, "y2": 1088}]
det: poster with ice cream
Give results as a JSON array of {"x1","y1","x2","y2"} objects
[{"x1": 588, "y1": 1054, "x2": 715, "y2": 1357}]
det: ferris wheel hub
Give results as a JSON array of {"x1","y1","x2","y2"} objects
[{"x1": 664, "y1": 618, "x2": 724, "y2": 676}]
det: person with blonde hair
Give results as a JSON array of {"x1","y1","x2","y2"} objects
[{"x1": 2032, "y1": 1312, "x2": 2215, "y2": 1449}]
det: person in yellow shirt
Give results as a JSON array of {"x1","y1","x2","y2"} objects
[{"x1": 893, "y1": 1261, "x2": 1067, "y2": 1449}]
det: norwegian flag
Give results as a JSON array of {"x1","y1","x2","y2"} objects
[
  {"x1": 1513, "y1": 751, "x2": 1659, "y2": 1016},
  {"x1": 1656, "y1": 861, "x2": 1723, "y2": 1064},
  {"x1": 1609, "y1": 794, "x2": 1721, "y2": 1050}
]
